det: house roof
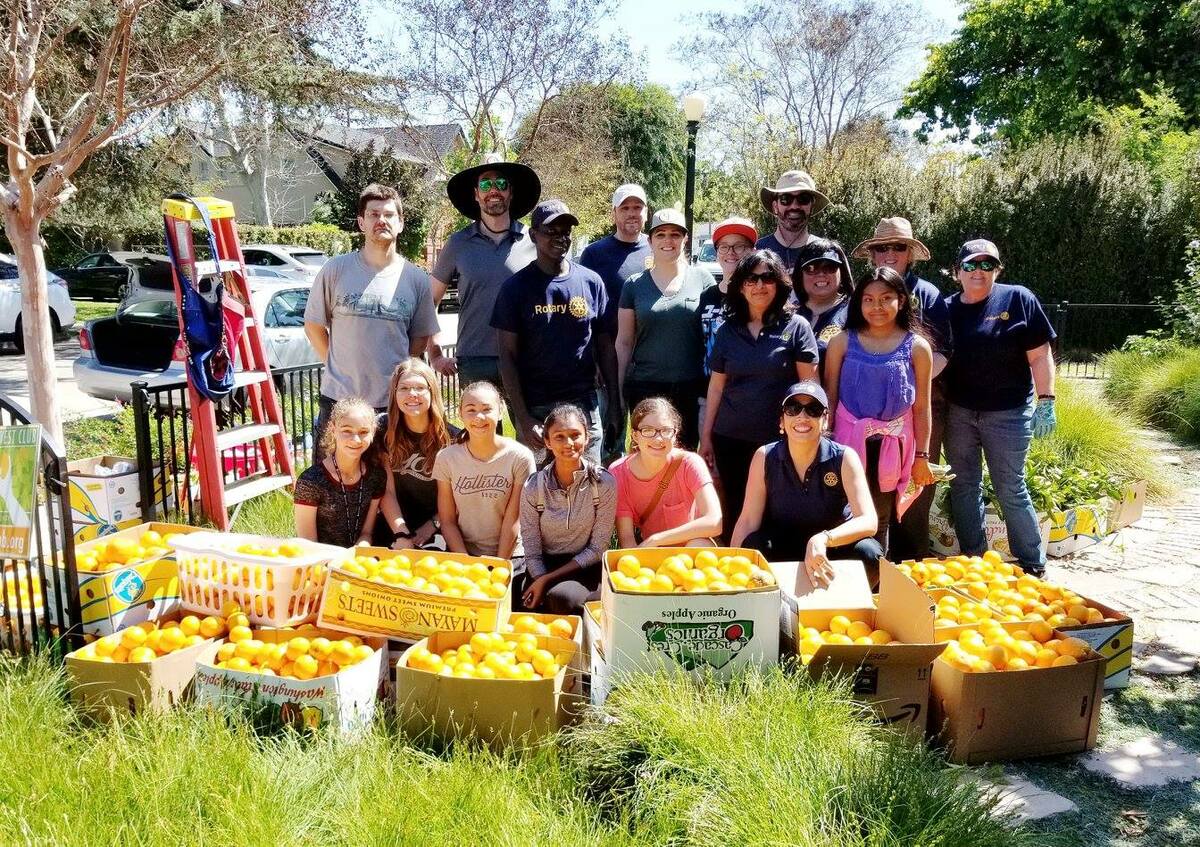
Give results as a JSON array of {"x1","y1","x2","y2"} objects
[{"x1": 307, "y1": 122, "x2": 464, "y2": 165}]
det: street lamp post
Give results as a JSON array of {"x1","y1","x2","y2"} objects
[{"x1": 682, "y1": 94, "x2": 707, "y2": 251}]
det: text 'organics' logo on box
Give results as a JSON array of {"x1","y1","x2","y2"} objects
[{"x1": 643, "y1": 620, "x2": 754, "y2": 671}]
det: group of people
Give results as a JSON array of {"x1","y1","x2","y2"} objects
[{"x1": 297, "y1": 157, "x2": 1059, "y2": 614}]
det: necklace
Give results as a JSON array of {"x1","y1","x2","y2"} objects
[
  {"x1": 332, "y1": 459, "x2": 366, "y2": 544},
  {"x1": 479, "y1": 218, "x2": 510, "y2": 236}
]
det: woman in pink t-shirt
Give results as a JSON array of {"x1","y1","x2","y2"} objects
[{"x1": 610, "y1": 398, "x2": 723, "y2": 547}]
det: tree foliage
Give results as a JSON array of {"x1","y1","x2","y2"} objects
[
  {"x1": 605, "y1": 84, "x2": 685, "y2": 207},
  {"x1": 898, "y1": 0, "x2": 1200, "y2": 144},
  {"x1": 321, "y1": 141, "x2": 435, "y2": 260}
]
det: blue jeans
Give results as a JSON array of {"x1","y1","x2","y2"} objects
[
  {"x1": 944, "y1": 402, "x2": 1046, "y2": 571},
  {"x1": 527, "y1": 394, "x2": 603, "y2": 465}
]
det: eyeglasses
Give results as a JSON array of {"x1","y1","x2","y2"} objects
[
  {"x1": 776, "y1": 193, "x2": 813, "y2": 207},
  {"x1": 717, "y1": 243, "x2": 751, "y2": 256},
  {"x1": 636, "y1": 426, "x2": 677, "y2": 440},
  {"x1": 478, "y1": 177, "x2": 510, "y2": 192},
  {"x1": 783, "y1": 399, "x2": 826, "y2": 418},
  {"x1": 871, "y1": 243, "x2": 909, "y2": 254},
  {"x1": 960, "y1": 259, "x2": 998, "y2": 272},
  {"x1": 743, "y1": 272, "x2": 779, "y2": 286}
]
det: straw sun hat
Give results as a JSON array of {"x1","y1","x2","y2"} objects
[{"x1": 851, "y1": 217, "x2": 931, "y2": 261}]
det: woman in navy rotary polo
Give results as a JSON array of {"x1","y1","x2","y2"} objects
[
  {"x1": 730, "y1": 381, "x2": 882, "y2": 586},
  {"x1": 942, "y1": 239, "x2": 1057, "y2": 575}
]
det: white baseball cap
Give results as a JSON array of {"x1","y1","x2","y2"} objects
[{"x1": 612, "y1": 183, "x2": 647, "y2": 208}]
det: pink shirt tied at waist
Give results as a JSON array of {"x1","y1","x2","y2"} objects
[{"x1": 834, "y1": 403, "x2": 921, "y2": 519}]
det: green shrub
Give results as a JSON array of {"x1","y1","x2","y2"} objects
[
  {"x1": 1103, "y1": 345, "x2": 1200, "y2": 443},
  {"x1": 235, "y1": 222, "x2": 354, "y2": 256}
]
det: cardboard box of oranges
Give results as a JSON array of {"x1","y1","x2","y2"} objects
[
  {"x1": 65, "y1": 611, "x2": 224, "y2": 719},
  {"x1": 394, "y1": 630, "x2": 581, "y2": 746},
  {"x1": 502, "y1": 613, "x2": 584, "y2": 694},
  {"x1": 929, "y1": 619, "x2": 1106, "y2": 764},
  {"x1": 49, "y1": 522, "x2": 204, "y2": 635},
  {"x1": 316, "y1": 548, "x2": 513, "y2": 643},
  {"x1": 193, "y1": 625, "x2": 386, "y2": 736},
  {"x1": 777, "y1": 559, "x2": 944, "y2": 738},
  {"x1": 600, "y1": 547, "x2": 781, "y2": 682}
]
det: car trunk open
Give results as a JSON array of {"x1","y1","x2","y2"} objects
[{"x1": 89, "y1": 311, "x2": 179, "y2": 371}]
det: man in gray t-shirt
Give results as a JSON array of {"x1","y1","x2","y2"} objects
[{"x1": 304, "y1": 183, "x2": 439, "y2": 455}]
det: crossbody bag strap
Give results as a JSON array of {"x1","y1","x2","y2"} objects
[
  {"x1": 535, "y1": 471, "x2": 546, "y2": 515},
  {"x1": 637, "y1": 455, "x2": 683, "y2": 529}
]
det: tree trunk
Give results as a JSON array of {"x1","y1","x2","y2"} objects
[{"x1": 4, "y1": 209, "x2": 64, "y2": 447}]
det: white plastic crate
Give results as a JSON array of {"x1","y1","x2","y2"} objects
[{"x1": 173, "y1": 532, "x2": 345, "y2": 626}]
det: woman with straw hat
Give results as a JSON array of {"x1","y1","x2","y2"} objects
[{"x1": 851, "y1": 217, "x2": 952, "y2": 558}]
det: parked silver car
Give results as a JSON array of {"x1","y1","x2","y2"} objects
[
  {"x1": 240, "y1": 244, "x2": 328, "y2": 281},
  {"x1": 74, "y1": 278, "x2": 318, "y2": 402}
]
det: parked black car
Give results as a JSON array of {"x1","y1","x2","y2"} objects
[{"x1": 53, "y1": 251, "x2": 173, "y2": 300}]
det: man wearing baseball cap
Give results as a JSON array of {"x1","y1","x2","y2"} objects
[
  {"x1": 491, "y1": 199, "x2": 617, "y2": 461},
  {"x1": 580, "y1": 183, "x2": 652, "y2": 459},
  {"x1": 428, "y1": 153, "x2": 540, "y2": 393},
  {"x1": 756, "y1": 170, "x2": 830, "y2": 273}
]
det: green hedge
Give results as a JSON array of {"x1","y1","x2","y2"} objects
[{"x1": 1103, "y1": 344, "x2": 1200, "y2": 443}]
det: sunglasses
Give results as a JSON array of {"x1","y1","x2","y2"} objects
[
  {"x1": 871, "y1": 243, "x2": 909, "y2": 254},
  {"x1": 960, "y1": 259, "x2": 998, "y2": 272},
  {"x1": 783, "y1": 399, "x2": 826, "y2": 418},
  {"x1": 636, "y1": 426, "x2": 677, "y2": 440},
  {"x1": 776, "y1": 193, "x2": 814, "y2": 207},
  {"x1": 743, "y1": 272, "x2": 779, "y2": 286},
  {"x1": 478, "y1": 177, "x2": 510, "y2": 192},
  {"x1": 803, "y1": 261, "x2": 840, "y2": 274}
]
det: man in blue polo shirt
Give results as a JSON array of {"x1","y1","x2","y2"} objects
[{"x1": 492, "y1": 200, "x2": 619, "y2": 462}]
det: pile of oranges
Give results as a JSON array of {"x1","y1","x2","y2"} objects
[
  {"x1": 73, "y1": 613, "x2": 227, "y2": 663},
  {"x1": 211, "y1": 628, "x2": 375, "y2": 679},
  {"x1": 233, "y1": 540, "x2": 307, "y2": 558},
  {"x1": 939, "y1": 620, "x2": 1092, "y2": 672},
  {"x1": 75, "y1": 529, "x2": 185, "y2": 573},
  {"x1": 933, "y1": 575, "x2": 1114, "y2": 629},
  {"x1": 896, "y1": 550, "x2": 1020, "y2": 589},
  {"x1": 608, "y1": 550, "x2": 775, "y2": 594},
  {"x1": 501, "y1": 614, "x2": 576, "y2": 639},
  {"x1": 406, "y1": 631, "x2": 567, "y2": 680},
  {"x1": 334, "y1": 553, "x2": 510, "y2": 600},
  {"x1": 797, "y1": 614, "x2": 898, "y2": 665}
]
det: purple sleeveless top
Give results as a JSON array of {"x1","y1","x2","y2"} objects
[{"x1": 839, "y1": 331, "x2": 916, "y2": 421}]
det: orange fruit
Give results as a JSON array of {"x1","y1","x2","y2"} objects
[
  {"x1": 128, "y1": 646, "x2": 157, "y2": 663},
  {"x1": 199, "y1": 616, "x2": 224, "y2": 639},
  {"x1": 1055, "y1": 637, "x2": 1090, "y2": 659},
  {"x1": 120, "y1": 627, "x2": 148, "y2": 649},
  {"x1": 179, "y1": 615, "x2": 202, "y2": 637},
  {"x1": 228, "y1": 625, "x2": 253, "y2": 644},
  {"x1": 293, "y1": 654, "x2": 319, "y2": 680},
  {"x1": 1051, "y1": 655, "x2": 1078, "y2": 667},
  {"x1": 285, "y1": 637, "x2": 311, "y2": 660}
]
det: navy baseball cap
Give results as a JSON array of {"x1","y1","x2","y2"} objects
[
  {"x1": 783, "y1": 380, "x2": 829, "y2": 409},
  {"x1": 796, "y1": 247, "x2": 843, "y2": 270},
  {"x1": 531, "y1": 199, "x2": 579, "y2": 229},
  {"x1": 957, "y1": 238, "x2": 1001, "y2": 263}
]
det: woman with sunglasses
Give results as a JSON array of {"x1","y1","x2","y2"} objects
[
  {"x1": 731, "y1": 382, "x2": 880, "y2": 585},
  {"x1": 611, "y1": 397, "x2": 723, "y2": 548},
  {"x1": 792, "y1": 239, "x2": 854, "y2": 375},
  {"x1": 824, "y1": 267, "x2": 934, "y2": 556},
  {"x1": 699, "y1": 249, "x2": 819, "y2": 527},
  {"x1": 616, "y1": 209, "x2": 715, "y2": 449},
  {"x1": 373, "y1": 358, "x2": 460, "y2": 550},
  {"x1": 942, "y1": 240, "x2": 1057, "y2": 576}
]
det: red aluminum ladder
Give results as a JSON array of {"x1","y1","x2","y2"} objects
[{"x1": 161, "y1": 195, "x2": 294, "y2": 529}]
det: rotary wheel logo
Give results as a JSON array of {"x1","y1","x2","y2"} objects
[
  {"x1": 823, "y1": 472, "x2": 839, "y2": 487},
  {"x1": 818, "y1": 323, "x2": 841, "y2": 344},
  {"x1": 568, "y1": 296, "x2": 589, "y2": 318}
]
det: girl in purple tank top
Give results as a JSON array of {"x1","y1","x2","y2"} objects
[{"x1": 824, "y1": 267, "x2": 935, "y2": 556}]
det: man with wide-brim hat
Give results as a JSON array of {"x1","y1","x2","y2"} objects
[
  {"x1": 755, "y1": 170, "x2": 830, "y2": 274},
  {"x1": 429, "y1": 153, "x2": 541, "y2": 391},
  {"x1": 853, "y1": 216, "x2": 953, "y2": 560}
]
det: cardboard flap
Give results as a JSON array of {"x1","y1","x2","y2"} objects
[
  {"x1": 790, "y1": 560, "x2": 873, "y2": 608},
  {"x1": 877, "y1": 560, "x2": 936, "y2": 644}
]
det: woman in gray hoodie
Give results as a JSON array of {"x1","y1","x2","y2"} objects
[{"x1": 519, "y1": 404, "x2": 617, "y2": 613}]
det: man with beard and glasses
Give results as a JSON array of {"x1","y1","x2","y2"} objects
[
  {"x1": 579, "y1": 183, "x2": 652, "y2": 460},
  {"x1": 755, "y1": 170, "x2": 830, "y2": 275},
  {"x1": 428, "y1": 154, "x2": 541, "y2": 401},
  {"x1": 492, "y1": 200, "x2": 618, "y2": 463},
  {"x1": 304, "y1": 183, "x2": 439, "y2": 458}
]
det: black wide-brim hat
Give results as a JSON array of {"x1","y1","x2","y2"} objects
[{"x1": 446, "y1": 158, "x2": 541, "y2": 221}]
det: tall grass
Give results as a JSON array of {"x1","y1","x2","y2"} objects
[
  {"x1": 1033, "y1": 380, "x2": 1172, "y2": 499},
  {"x1": 1102, "y1": 346, "x2": 1200, "y2": 444},
  {"x1": 0, "y1": 657, "x2": 1030, "y2": 846}
]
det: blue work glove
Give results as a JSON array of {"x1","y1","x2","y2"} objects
[{"x1": 1032, "y1": 398, "x2": 1057, "y2": 438}]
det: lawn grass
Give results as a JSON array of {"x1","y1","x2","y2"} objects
[
  {"x1": 0, "y1": 656, "x2": 1031, "y2": 846},
  {"x1": 70, "y1": 299, "x2": 118, "y2": 323},
  {"x1": 62, "y1": 405, "x2": 139, "y2": 460},
  {"x1": 1103, "y1": 346, "x2": 1200, "y2": 444},
  {"x1": 1017, "y1": 674, "x2": 1200, "y2": 847}
]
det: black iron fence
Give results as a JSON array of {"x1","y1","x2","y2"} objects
[
  {"x1": 0, "y1": 393, "x2": 83, "y2": 655},
  {"x1": 132, "y1": 362, "x2": 325, "y2": 526},
  {"x1": 1048, "y1": 302, "x2": 1165, "y2": 379}
]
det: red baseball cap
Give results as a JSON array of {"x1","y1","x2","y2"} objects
[{"x1": 712, "y1": 216, "x2": 758, "y2": 246}]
